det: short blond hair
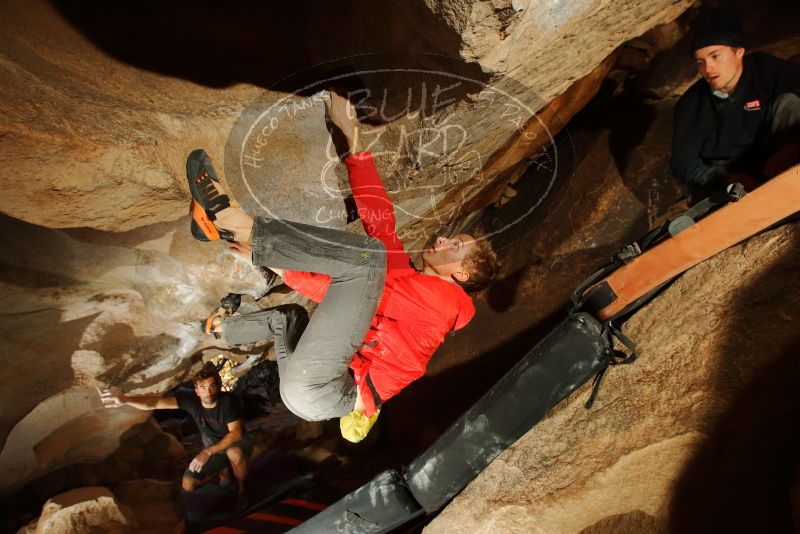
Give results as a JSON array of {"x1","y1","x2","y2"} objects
[{"x1": 459, "y1": 234, "x2": 499, "y2": 292}]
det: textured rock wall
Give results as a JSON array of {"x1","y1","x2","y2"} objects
[
  {"x1": 427, "y1": 222, "x2": 800, "y2": 533},
  {"x1": 18, "y1": 478, "x2": 184, "y2": 534},
  {"x1": 0, "y1": 0, "x2": 262, "y2": 232},
  {"x1": 1, "y1": 0, "x2": 695, "y2": 233},
  {"x1": 0, "y1": 213, "x2": 271, "y2": 495},
  {"x1": 18, "y1": 486, "x2": 136, "y2": 534}
]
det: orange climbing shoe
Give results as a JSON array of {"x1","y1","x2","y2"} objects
[
  {"x1": 186, "y1": 149, "x2": 234, "y2": 242},
  {"x1": 190, "y1": 200, "x2": 234, "y2": 242}
]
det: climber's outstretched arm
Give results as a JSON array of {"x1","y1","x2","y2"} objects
[{"x1": 99, "y1": 387, "x2": 178, "y2": 410}]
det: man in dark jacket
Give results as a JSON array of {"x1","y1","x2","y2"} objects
[{"x1": 671, "y1": 7, "x2": 800, "y2": 201}]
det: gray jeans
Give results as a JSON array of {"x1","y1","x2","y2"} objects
[{"x1": 224, "y1": 217, "x2": 386, "y2": 421}]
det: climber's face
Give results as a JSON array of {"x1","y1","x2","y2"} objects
[
  {"x1": 694, "y1": 45, "x2": 745, "y2": 93},
  {"x1": 422, "y1": 234, "x2": 476, "y2": 284},
  {"x1": 194, "y1": 376, "x2": 220, "y2": 407}
]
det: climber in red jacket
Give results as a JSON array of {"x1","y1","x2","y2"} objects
[{"x1": 188, "y1": 91, "x2": 498, "y2": 442}]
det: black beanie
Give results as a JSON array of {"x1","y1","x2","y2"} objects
[{"x1": 691, "y1": 6, "x2": 745, "y2": 52}]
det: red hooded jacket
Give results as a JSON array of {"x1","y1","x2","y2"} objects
[{"x1": 281, "y1": 152, "x2": 475, "y2": 416}]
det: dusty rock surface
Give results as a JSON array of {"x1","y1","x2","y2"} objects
[
  {"x1": 1, "y1": 0, "x2": 695, "y2": 234},
  {"x1": 0, "y1": 0, "x2": 262, "y2": 232},
  {"x1": 0, "y1": 212, "x2": 271, "y2": 495},
  {"x1": 426, "y1": 222, "x2": 800, "y2": 533},
  {"x1": 18, "y1": 486, "x2": 136, "y2": 534}
]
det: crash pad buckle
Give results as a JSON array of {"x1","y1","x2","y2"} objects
[
  {"x1": 614, "y1": 243, "x2": 641, "y2": 264},
  {"x1": 726, "y1": 182, "x2": 746, "y2": 201},
  {"x1": 585, "y1": 320, "x2": 638, "y2": 409}
]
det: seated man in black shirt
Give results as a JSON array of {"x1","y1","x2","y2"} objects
[
  {"x1": 671, "y1": 7, "x2": 800, "y2": 201},
  {"x1": 100, "y1": 363, "x2": 250, "y2": 500}
]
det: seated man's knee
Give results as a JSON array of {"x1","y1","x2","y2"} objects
[
  {"x1": 182, "y1": 477, "x2": 200, "y2": 492},
  {"x1": 775, "y1": 92, "x2": 800, "y2": 110},
  {"x1": 225, "y1": 446, "x2": 246, "y2": 466},
  {"x1": 772, "y1": 93, "x2": 800, "y2": 131}
]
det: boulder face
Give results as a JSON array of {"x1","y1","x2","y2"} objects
[
  {"x1": 1, "y1": 0, "x2": 695, "y2": 233},
  {"x1": 0, "y1": 0, "x2": 262, "y2": 232},
  {"x1": 18, "y1": 486, "x2": 136, "y2": 534},
  {"x1": 0, "y1": 0, "x2": 701, "y2": 497},
  {"x1": 426, "y1": 222, "x2": 800, "y2": 533},
  {"x1": 0, "y1": 212, "x2": 270, "y2": 495}
]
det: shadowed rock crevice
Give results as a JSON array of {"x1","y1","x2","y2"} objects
[
  {"x1": 668, "y1": 230, "x2": 800, "y2": 534},
  {"x1": 580, "y1": 510, "x2": 665, "y2": 534},
  {"x1": 50, "y1": 0, "x2": 479, "y2": 93}
]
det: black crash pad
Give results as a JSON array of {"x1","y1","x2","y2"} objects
[
  {"x1": 288, "y1": 469, "x2": 423, "y2": 533},
  {"x1": 405, "y1": 312, "x2": 609, "y2": 512}
]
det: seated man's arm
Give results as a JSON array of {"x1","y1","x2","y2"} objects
[
  {"x1": 671, "y1": 96, "x2": 726, "y2": 189},
  {"x1": 207, "y1": 420, "x2": 244, "y2": 455},
  {"x1": 188, "y1": 420, "x2": 244, "y2": 473},
  {"x1": 99, "y1": 387, "x2": 178, "y2": 410}
]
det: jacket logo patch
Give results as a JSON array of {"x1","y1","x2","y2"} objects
[{"x1": 744, "y1": 99, "x2": 761, "y2": 111}]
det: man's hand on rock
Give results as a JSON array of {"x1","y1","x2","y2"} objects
[
  {"x1": 322, "y1": 90, "x2": 359, "y2": 154},
  {"x1": 99, "y1": 387, "x2": 126, "y2": 409},
  {"x1": 189, "y1": 449, "x2": 213, "y2": 473}
]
